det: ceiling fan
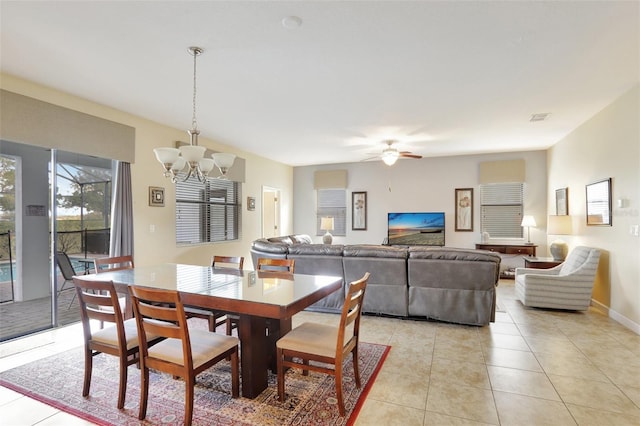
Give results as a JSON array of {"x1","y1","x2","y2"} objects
[{"x1": 364, "y1": 140, "x2": 423, "y2": 166}]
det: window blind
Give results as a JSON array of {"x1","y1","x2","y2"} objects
[
  {"x1": 316, "y1": 189, "x2": 346, "y2": 236},
  {"x1": 480, "y1": 183, "x2": 524, "y2": 238},
  {"x1": 176, "y1": 178, "x2": 241, "y2": 244}
]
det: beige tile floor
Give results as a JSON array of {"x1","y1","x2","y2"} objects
[{"x1": 1, "y1": 280, "x2": 639, "y2": 425}]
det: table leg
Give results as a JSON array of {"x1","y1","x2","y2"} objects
[{"x1": 238, "y1": 314, "x2": 269, "y2": 399}]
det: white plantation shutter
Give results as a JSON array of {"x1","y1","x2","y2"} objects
[
  {"x1": 480, "y1": 183, "x2": 524, "y2": 238},
  {"x1": 176, "y1": 178, "x2": 240, "y2": 244},
  {"x1": 316, "y1": 189, "x2": 346, "y2": 236}
]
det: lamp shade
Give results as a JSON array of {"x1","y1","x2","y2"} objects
[
  {"x1": 198, "y1": 158, "x2": 215, "y2": 174},
  {"x1": 320, "y1": 217, "x2": 334, "y2": 231},
  {"x1": 521, "y1": 215, "x2": 536, "y2": 227},
  {"x1": 547, "y1": 215, "x2": 572, "y2": 235}
]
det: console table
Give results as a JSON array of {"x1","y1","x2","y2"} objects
[
  {"x1": 475, "y1": 243, "x2": 537, "y2": 256},
  {"x1": 475, "y1": 243, "x2": 537, "y2": 279}
]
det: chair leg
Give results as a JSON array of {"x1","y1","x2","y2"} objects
[
  {"x1": 277, "y1": 348, "x2": 285, "y2": 402},
  {"x1": 117, "y1": 356, "x2": 128, "y2": 409},
  {"x1": 352, "y1": 346, "x2": 361, "y2": 388},
  {"x1": 82, "y1": 348, "x2": 93, "y2": 397},
  {"x1": 207, "y1": 314, "x2": 215, "y2": 332},
  {"x1": 185, "y1": 376, "x2": 195, "y2": 426},
  {"x1": 226, "y1": 318, "x2": 233, "y2": 336},
  {"x1": 230, "y1": 348, "x2": 240, "y2": 398},
  {"x1": 335, "y1": 362, "x2": 345, "y2": 417},
  {"x1": 138, "y1": 365, "x2": 149, "y2": 420}
]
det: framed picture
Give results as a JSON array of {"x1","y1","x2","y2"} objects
[
  {"x1": 556, "y1": 187, "x2": 568, "y2": 215},
  {"x1": 586, "y1": 178, "x2": 612, "y2": 226},
  {"x1": 455, "y1": 188, "x2": 473, "y2": 231},
  {"x1": 352, "y1": 191, "x2": 367, "y2": 230},
  {"x1": 149, "y1": 186, "x2": 165, "y2": 207}
]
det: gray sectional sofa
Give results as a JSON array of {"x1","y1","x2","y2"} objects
[{"x1": 250, "y1": 234, "x2": 501, "y2": 326}]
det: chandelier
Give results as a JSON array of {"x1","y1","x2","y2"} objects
[{"x1": 154, "y1": 46, "x2": 236, "y2": 182}]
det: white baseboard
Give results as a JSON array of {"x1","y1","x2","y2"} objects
[{"x1": 591, "y1": 298, "x2": 640, "y2": 335}]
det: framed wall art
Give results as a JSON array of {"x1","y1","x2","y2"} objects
[
  {"x1": 149, "y1": 186, "x2": 165, "y2": 207},
  {"x1": 586, "y1": 178, "x2": 612, "y2": 226},
  {"x1": 555, "y1": 187, "x2": 568, "y2": 215},
  {"x1": 455, "y1": 188, "x2": 473, "y2": 231},
  {"x1": 352, "y1": 191, "x2": 367, "y2": 230}
]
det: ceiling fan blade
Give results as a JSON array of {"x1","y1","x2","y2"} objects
[
  {"x1": 399, "y1": 152, "x2": 422, "y2": 159},
  {"x1": 361, "y1": 155, "x2": 381, "y2": 162}
]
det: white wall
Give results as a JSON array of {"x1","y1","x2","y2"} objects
[
  {"x1": 547, "y1": 84, "x2": 640, "y2": 331},
  {"x1": 293, "y1": 150, "x2": 548, "y2": 252}
]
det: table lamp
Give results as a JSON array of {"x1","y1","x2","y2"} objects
[
  {"x1": 320, "y1": 217, "x2": 334, "y2": 245},
  {"x1": 547, "y1": 215, "x2": 572, "y2": 261},
  {"x1": 521, "y1": 215, "x2": 536, "y2": 245}
]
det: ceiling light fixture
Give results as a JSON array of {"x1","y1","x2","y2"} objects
[
  {"x1": 154, "y1": 46, "x2": 235, "y2": 183},
  {"x1": 381, "y1": 146, "x2": 400, "y2": 166}
]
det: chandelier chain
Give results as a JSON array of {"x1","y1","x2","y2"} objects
[{"x1": 191, "y1": 48, "x2": 198, "y2": 131}]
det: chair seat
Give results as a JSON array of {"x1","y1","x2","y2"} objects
[
  {"x1": 92, "y1": 318, "x2": 163, "y2": 350},
  {"x1": 148, "y1": 329, "x2": 239, "y2": 369},
  {"x1": 277, "y1": 322, "x2": 338, "y2": 359}
]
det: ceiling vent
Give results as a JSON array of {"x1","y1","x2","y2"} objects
[{"x1": 530, "y1": 113, "x2": 550, "y2": 122}]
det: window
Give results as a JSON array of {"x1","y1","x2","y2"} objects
[
  {"x1": 480, "y1": 182, "x2": 524, "y2": 239},
  {"x1": 316, "y1": 189, "x2": 346, "y2": 236},
  {"x1": 176, "y1": 178, "x2": 241, "y2": 244}
]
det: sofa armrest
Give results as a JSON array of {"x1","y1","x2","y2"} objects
[{"x1": 515, "y1": 266, "x2": 561, "y2": 277}]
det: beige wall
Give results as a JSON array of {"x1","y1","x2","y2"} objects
[
  {"x1": 547, "y1": 84, "x2": 640, "y2": 331},
  {"x1": 1, "y1": 73, "x2": 293, "y2": 268}
]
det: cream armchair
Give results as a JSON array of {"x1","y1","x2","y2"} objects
[{"x1": 515, "y1": 246, "x2": 601, "y2": 310}]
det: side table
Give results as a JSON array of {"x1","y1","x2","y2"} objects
[{"x1": 523, "y1": 257, "x2": 563, "y2": 269}]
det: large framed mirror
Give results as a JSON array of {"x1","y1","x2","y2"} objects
[{"x1": 586, "y1": 178, "x2": 612, "y2": 226}]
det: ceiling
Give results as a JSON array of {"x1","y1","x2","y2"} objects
[{"x1": 1, "y1": 1, "x2": 638, "y2": 167}]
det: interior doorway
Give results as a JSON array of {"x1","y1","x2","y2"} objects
[{"x1": 262, "y1": 186, "x2": 280, "y2": 239}]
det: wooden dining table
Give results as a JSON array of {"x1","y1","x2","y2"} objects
[{"x1": 80, "y1": 263, "x2": 343, "y2": 398}]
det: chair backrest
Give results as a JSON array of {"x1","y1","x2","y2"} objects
[
  {"x1": 94, "y1": 255, "x2": 134, "y2": 273},
  {"x1": 337, "y1": 272, "x2": 369, "y2": 356},
  {"x1": 559, "y1": 246, "x2": 601, "y2": 276},
  {"x1": 73, "y1": 277, "x2": 126, "y2": 343},
  {"x1": 128, "y1": 286, "x2": 193, "y2": 371},
  {"x1": 56, "y1": 251, "x2": 77, "y2": 280},
  {"x1": 257, "y1": 257, "x2": 295, "y2": 273},
  {"x1": 212, "y1": 255, "x2": 244, "y2": 270}
]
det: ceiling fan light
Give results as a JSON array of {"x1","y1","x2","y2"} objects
[{"x1": 381, "y1": 150, "x2": 399, "y2": 166}]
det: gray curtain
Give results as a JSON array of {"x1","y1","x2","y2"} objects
[{"x1": 109, "y1": 161, "x2": 134, "y2": 257}]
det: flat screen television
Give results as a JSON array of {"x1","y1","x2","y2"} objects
[{"x1": 387, "y1": 212, "x2": 445, "y2": 246}]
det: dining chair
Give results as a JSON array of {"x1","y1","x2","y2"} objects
[
  {"x1": 183, "y1": 255, "x2": 245, "y2": 332},
  {"x1": 129, "y1": 285, "x2": 240, "y2": 426},
  {"x1": 94, "y1": 255, "x2": 135, "y2": 273},
  {"x1": 73, "y1": 276, "x2": 162, "y2": 409},
  {"x1": 56, "y1": 251, "x2": 78, "y2": 309},
  {"x1": 224, "y1": 257, "x2": 295, "y2": 336},
  {"x1": 276, "y1": 272, "x2": 370, "y2": 416}
]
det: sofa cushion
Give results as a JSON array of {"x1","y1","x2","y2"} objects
[
  {"x1": 251, "y1": 239, "x2": 289, "y2": 255},
  {"x1": 291, "y1": 234, "x2": 313, "y2": 244},
  {"x1": 288, "y1": 244, "x2": 344, "y2": 256},
  {"x1": 343, "y1": 245, "x2": 408, "y2": 259},
  {"x1": 409, "y1": 247, "x2": 501, "y2": 263},
  {"x1": 267, "y1": 235, "x2": 294, "y2": 245}
]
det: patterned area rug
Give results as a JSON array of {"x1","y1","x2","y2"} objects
[{"x1": 0, "y1": 339, "x2": 389, "y2": 425}]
